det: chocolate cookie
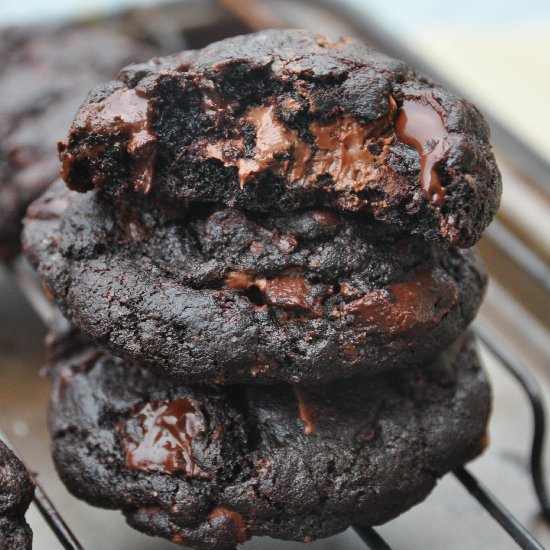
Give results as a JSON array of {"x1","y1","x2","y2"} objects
[
  {"x1": 0, "y1": 24, "x2": 156, "y2": 259},
  {"x1": 59, "y1": 29, "x2": 501, "y2": 247},
  {"x1": 47, "y1": 329, "x2": 490, "y2": 549},
  {"x1": 24, "y1": 180, "x2": 487, "y2": 384},
  {"x1": 0, "y1": 441, "x2": 34, "y2": 550}
]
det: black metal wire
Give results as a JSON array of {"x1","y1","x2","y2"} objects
[
  {"x1": 32, "y1": 484, "x2": 84, "y2": 550},
  {"x1": 353, "y1": 525, "x2": 392, "y2": 550},
  {"x1": 454, "y1": 467, "x2": 545, "y2": 550},
  {"x1": 476, "y1": 325, "x2": 550, "y2": 523},
  {"x1": 485, "y1": 220, "x2": 550, "y2": 295}
]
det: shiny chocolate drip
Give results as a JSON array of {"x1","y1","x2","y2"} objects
[
  {"x1": 119, "y1": 397, "x2": 207, "y2": 477},
  {"x1": 395, "y1": 96, "x2": 449, "y2": 206}
]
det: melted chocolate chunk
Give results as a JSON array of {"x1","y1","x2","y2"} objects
[
  {"x1": 201, "y1": 105, "x2": 393, "y2": 195},
  {"x1": 225, "y1": 273, "x2": 330, "y2": 318},
  {"x1": 204, "y1": 104, "x2": 311, "y2": 188},
  {"x1": 59, "y1": 88, "x2": 156, "y2": 193},
  {"x1": 256, "y1": 277, "x2": 329, "y2": 318},
  {"x1": 395, "y1": 95, "x2": 449, "y2": 206},
  {"x1": 341, "y1": 269, "x2": 457, "y2": 336},
  {"x1": 308, "y1": 113, "x2": 392, "y2": 191},
  {"x1": 119, "y1": 398, "x2": 207, "y2": 477}
]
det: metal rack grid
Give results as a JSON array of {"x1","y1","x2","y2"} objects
[{"x1": 1, "y1": 0, "x2": 549, "y2": 548}]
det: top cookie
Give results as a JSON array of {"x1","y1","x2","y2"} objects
[{"x1": 59, "y1": 29, "x2": 501, "y2": 247}]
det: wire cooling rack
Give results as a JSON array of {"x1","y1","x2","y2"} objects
[{"x1": 1, "y1": 0, "x2": 549, "y2": 548}]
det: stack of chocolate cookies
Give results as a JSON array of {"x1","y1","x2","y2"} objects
[{"x1": 23, "y1": 30, "x2": 501, "y2": 549}]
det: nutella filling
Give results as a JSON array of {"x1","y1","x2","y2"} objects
[
  {"x1": 118, "y1": 397, "x2": 207, "y2": 477},
  {"x1": 395, "y1": 95, "x2": 450, "y2": 206}
]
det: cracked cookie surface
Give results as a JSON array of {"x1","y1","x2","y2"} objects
[
  {"x1": 48, "y1": 327, "x2": 490, "y2": 549},
  {"x1": 24, "y1": 180, "x2": 487, "y2": 384},
  {"x1": 59, "y1": 29, "x2": 501, "y2": 247}
]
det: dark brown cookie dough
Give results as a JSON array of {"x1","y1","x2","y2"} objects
[
  {"x1": 24, "y1": 180, "x2": 487, "y2": 384},
  {"x1": 0, "y1": 24, "x2": 156, "y2": 259},
  {"x1": 59, "y1": 29, "x2": 501, "y2": 247},
  {"x1": 0, "y1": 441, "x2": 34, "y2": 550},
  {"x1": 47, "y1": 329, "x2": 490, "y2": 549}
]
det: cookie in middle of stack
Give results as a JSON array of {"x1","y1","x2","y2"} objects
[{"x1": 25, "y1": 179, "x2": 487, "y2": 384}]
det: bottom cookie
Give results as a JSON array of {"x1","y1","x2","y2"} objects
[
  {"x1": 0, "y1": 441, "x2": 34, "y2": 550},
  {"x1": 47, "y1": 329, "x2": 490, "y2": 549}
]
